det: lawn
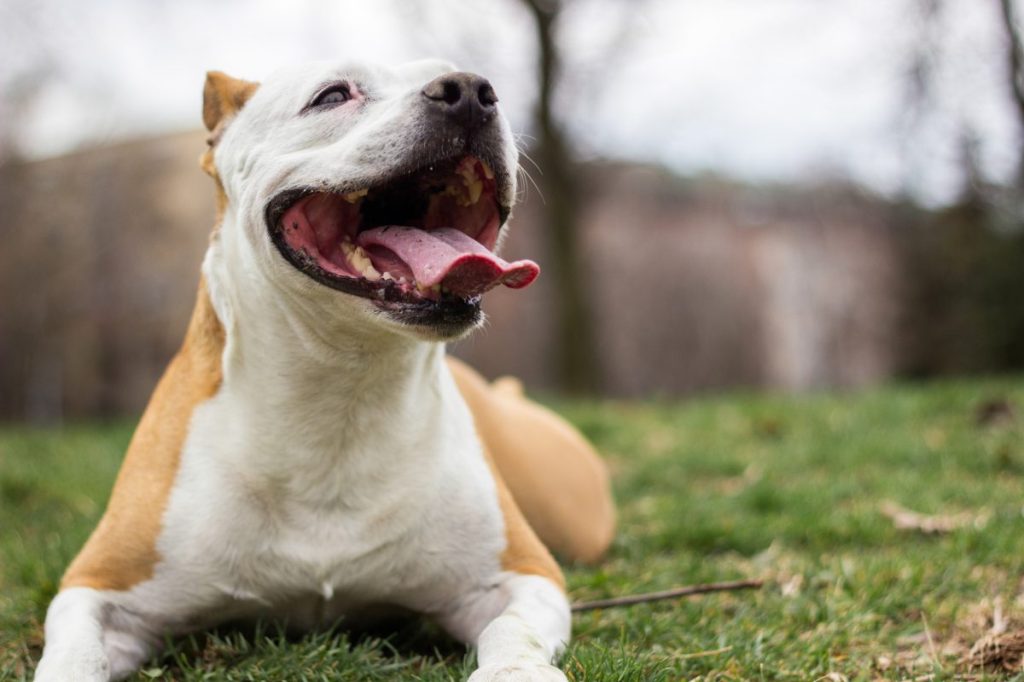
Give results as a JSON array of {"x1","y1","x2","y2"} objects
[{"x1": 2, "y1": 377, "x2": 1023, "y2": 681}]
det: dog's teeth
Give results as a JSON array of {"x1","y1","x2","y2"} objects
[
  {"x1": 340, "y1": 242, "x2": 380, "y2": 280},
  {"x1": 457, "y1": 161, "x2": 483, "y2": 205},
  {"x1": 381, "y1": 272, "x2": 393, "y2": 281},
  {"x1": 416, "y1": 281, "x2": 443, "y2": 295},
  {"x1": 343, "y1": 189, "x2": 368, "y2": 203},
  {"x1": 360, "y1": 258, "x2": 381, "y2": 281},
  {"x1": 351, "y1": 248, "x2": 373, "y2": 275},
  {"x1": 481, "y1": 162, "x2": 494, "y2": 180}
]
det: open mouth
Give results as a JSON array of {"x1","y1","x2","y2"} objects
[{"x1": 267, "y1": 156, "x2": 539, "y2": 312}]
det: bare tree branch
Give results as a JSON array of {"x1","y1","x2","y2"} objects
[
  {"x1": 521, "y1": 0, "x2": 601, "y2": 393},
  {"x1": 998, "y1": 0, "x2": 1024, "y2": 185}
]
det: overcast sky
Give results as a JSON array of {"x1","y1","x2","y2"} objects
[{"x1": 0, "y1": 0, "x2": 1018, "y2": 205}]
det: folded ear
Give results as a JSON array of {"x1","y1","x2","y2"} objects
[{"x1": 202, "y1": 70, "x2": 259, "y2": 133}]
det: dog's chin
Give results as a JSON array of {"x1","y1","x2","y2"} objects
[
  {"x1": 376, "y1": 297, "x2": 485, "y2": 342},
  {"x1": 265, "y1": 154, "x2": 536, "y2": 339}
]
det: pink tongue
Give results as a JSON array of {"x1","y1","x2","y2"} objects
[{"x1": 356, "y1": 227, "x2": 539, "y2": 297}]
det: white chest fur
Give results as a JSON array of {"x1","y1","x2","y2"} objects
[{"x1": 139, "y1": 260, "x2": 507, "y2": 627}]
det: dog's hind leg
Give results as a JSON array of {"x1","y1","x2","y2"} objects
[
  {"x1": 448, "y1": 357, "x2": 615, "y2": 563},
  {"x1": 34, "y1": 588, "x2": 158, "y2": 682}
]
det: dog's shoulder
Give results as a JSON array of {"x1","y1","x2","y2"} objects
[{"x1": 62, "y1": 281, "x2": 224, "y2": 592}]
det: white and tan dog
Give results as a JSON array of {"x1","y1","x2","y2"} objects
[{"x1": 34, "y1": 60, "x2": 615, "y2": 682}]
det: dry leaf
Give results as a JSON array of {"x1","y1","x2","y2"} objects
[
  {"x1": 781, "y1": 573, "x2": 804, "y2": 598},
  {"x1": 816, "y1": 673, "x2": 848, "y2": 682},
  {"x1": 880, "y1": 501, "x2": 990, "y2": 535}
]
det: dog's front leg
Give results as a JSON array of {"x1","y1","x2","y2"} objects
[
  {"x1": 444, "y1": 573, "x2": 571, "y2": 682},
  {"x1": 35, "y1": 588, "x2": 156, "y2": 682}
]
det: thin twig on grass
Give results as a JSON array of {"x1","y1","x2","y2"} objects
[
  {"x1": 571, "y1": 579, "x2": 763, "y2": 613},
  {"x1": 922, "y1": 612, "x2": 942, "y2": 671},
  {"x1": 672, "y1": 645, "x2": 733, "y2": 661}
]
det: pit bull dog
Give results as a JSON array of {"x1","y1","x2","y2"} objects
[{"x1": 34, "y1": 60, "x2": 615, "y2": 682}]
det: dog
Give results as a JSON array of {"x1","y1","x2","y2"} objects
[{"x1": 34, "y1": 60, "x2": 615, "y2": 682}]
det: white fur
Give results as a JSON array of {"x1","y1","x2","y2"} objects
[
  {"x1": 35, "y1": 59, "x2": 570, "y2": 682},
  {"x1": 453, "y1": 575, "x2": 571, "y2": 682},
  {"x1": 36, "y1": 588, "x2": 156, "y2": 682}
]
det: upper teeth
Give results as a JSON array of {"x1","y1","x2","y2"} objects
[
  {"x1": 343, "y1": 188, "x2": 368, "y2": 203},
  {"x1": 456, "y1": 160, "x2": 484, "y2": 207}
]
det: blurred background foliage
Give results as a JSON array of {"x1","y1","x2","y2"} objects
[{"x1": 1, "y1": 0, "x2": 1023, "y2": 421}]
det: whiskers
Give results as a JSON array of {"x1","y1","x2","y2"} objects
[{"x1": 513, "y1": 134, "x2": 545, "y2": 206}]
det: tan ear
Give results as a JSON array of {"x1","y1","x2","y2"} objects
[{"x1": 202, "y1": 70, "x2": 259, "y2": 132}]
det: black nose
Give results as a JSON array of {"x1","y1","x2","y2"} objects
[{"x1": 421, "y1": 72, "x2": 498, "y2": 131}]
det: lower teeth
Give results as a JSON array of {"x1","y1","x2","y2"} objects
[{"x1": 340, "y1": 241, "x2": 380, "y2": 280}]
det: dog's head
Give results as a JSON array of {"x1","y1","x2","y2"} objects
[{"x1": 201, "y1": 60, "x2": 536, "y2": 341}]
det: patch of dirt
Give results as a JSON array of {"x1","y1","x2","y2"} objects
[
  {"x1": 962, "y1": 628, "x2": 1024, "y2": 672},
  {"x1": 875, "y1": 597, "x2": 1024, "y2": 679},
  {"x1": 975, "y1": 398, "x2": 1016, "y2": 429}
]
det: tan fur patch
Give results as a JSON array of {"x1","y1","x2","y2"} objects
[
  {"x1": 202, "y1": 71, "x2": 259, "y2": 134},
  {"x1": 448, "y1": 357, "x2": 615, "y2": 570},
  {"x1": 487, "y1": 463, "x2": 565, "y2": 588},
  {"x1": 62, "y1": 73, "x2": 258, "y2": 591},
  {"x1": 61, "y1": 281, "x2": 225, "y2": 591},
  {"x1": 199, "y1": 72, "x2": 259, "y2": 222},
  {"x1": 198, "y1": 150, "x2": 230, "y2": 222}
]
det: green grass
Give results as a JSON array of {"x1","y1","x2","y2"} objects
[{"x1": 3, "y1": 377, "x2": 1024, "y2": 680}]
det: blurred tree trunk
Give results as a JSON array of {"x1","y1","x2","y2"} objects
[
  {"x1": 522, "y1": 0, "x2": 600, "y2": 393},
  {"x1": 998, "y1": 0, "x2": 1024, "y2": 188}
]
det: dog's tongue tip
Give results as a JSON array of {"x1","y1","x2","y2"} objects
[{"x1": 357, "y1": 226, "x2": 539, "y2": 296}]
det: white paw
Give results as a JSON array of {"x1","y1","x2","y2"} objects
[
  {"x1": 468, "y1": 662, "x2": 568, "y2": 682},
  {"x1": 34, "y1": 651, "x2": 110, "y2": 682}
]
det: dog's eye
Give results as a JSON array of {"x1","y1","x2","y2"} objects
[{"x1": 308, "y1": 83, "x2": 352, "y2": 109}]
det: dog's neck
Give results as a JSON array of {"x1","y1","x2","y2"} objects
[{"x1": 200, "y1": 230, "x2": 460, "y2": 494}]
